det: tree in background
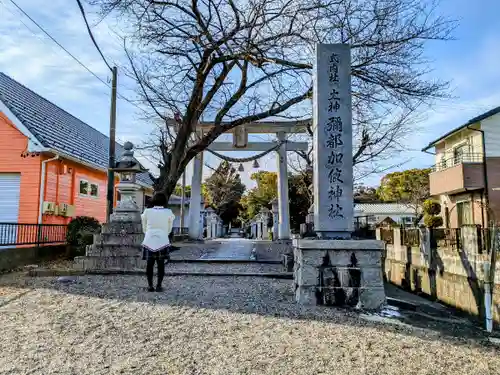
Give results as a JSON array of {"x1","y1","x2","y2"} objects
[
  {"x1": 377, "y1": 168, "x2": 432, "y2": 225},
  {"x1": 354, "y1": 184, "x2": 379, "y2": 203},
  {"x1": 288, "y1": 170, "x2": 313, "y2": 232},
  {"x1": 240, "y1": 172, "x2": 278, "y2": 221},
  {"x1": 240, "y1": 170, "x2": 312, "y2": 232},
  {"x1": 174, "y1": 184, "x2": 191, "y2": 198},
  {"x1": 204, "y1": 161, "x2": 245, "y2": 224},
  {"x1": 90, "y1": 0, "x2": 454, "y2": 199},
  {"x1": 423, "y1": 199, "x2": 443, "y2": 228}
]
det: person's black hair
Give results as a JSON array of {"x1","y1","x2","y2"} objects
[{"x1": 150, "y1": 192, "x2": 167, "y2": 207}]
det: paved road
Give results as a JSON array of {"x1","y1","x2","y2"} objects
[{"x1": 199, "y1": 238, "x2": 254, "y2": 260}]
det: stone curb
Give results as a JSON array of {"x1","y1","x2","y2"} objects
[
  {"x1": 386, "y1": 297, "x2": 418, "y2": 311},
  {"x1": 169, "y1": 259, "x2": 282, "y2": 264},
  {"x1": 27, "y1": 269, "x2": 293, "y2": 279}
]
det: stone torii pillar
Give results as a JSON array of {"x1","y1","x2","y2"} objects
[
  {"x1": 276, "y1": 132, "x2": 290, "y2": 239},
  {"x1": 189, "y1": 152, "x2": 204, "y2": 240}
]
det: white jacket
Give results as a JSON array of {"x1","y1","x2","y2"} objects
[{"x1": 141, "y1": 207, "x2": 176, "y2": 251}]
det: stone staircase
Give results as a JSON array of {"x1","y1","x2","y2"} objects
[{"x1": 74, "y1": 221, "x2": 145, "y2": 271}]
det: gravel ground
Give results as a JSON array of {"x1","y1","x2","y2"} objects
[
  {"x1": 166, "y1": 262, "x2": 283, "y2": 274},
  {"x1": 0, "y1": 273, "x2": 499, "y2": 375},
  {"x1": 170, "y1": 242, "x2": 221, "y2": 260}
]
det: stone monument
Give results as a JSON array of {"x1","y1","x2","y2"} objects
[
  {"x1": 74, "y1": 142, "x2": 146, "y2": 271},
  {"x1": 293, "y1": 44, "x2": 386, "y2": 309}
]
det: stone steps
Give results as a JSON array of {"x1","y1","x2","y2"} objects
[
  {"x1": 93, "y1": 233, "x2": 143, "y2": 246},
  {"x1": 100, "y1": 222, "x2": 142, "y2": 234},
  {"x1": 85, "y1": 245, "x2": 142, "y2": 257},
  {"x1": 74, "y1": 256, "x2": 146, "y2": 271}
]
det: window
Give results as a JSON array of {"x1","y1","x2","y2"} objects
[
  {"x1": 453, "y1": 144, "x2": 469, "y2": 165},
  {"x1": 90, "y1": 183, "x2": 99, "y2": 197},
  {"x1": 79, "y1": 180, "x2": 99, "y2": 198},
  {"x1": 79, "y1": 180, "x2": 89, "y2": 195}
]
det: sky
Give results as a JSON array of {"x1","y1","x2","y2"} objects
[{"x1": 1, "y1": 0, "x2": 500, "y2": 189}]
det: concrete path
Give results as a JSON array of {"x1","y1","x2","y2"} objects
[{"x1": 199, "y1": 238, "x2": 255, "y2": 260}]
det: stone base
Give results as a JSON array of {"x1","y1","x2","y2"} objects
[
  {"x1": 74, "y1": 218, "x2": 145, "y2": 272},
  {"x1": 293, "y1": 239, "x2": 386, "y2": 310},
  {"x1": 74, "y1": 255, "x2": 146, "y2": 271}
]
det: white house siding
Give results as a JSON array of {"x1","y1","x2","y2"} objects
[
  {"x1": 480, "y1": 112, "x2": 500, "y2": 156},
  {"x1": 435, "y1": 127, "x2": 483, "y2": 163}
]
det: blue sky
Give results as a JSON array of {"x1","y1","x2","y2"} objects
[{"x1": 1, "y1": 0, "x2": 500, "y2": 188}]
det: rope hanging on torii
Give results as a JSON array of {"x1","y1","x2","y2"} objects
[{"x1": 205, "y1": 140, "x2": 286, "y2": 163}]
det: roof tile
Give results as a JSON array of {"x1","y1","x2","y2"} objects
[{"x1": 0, "y1": 72, "x2": 153, "y2": 187}]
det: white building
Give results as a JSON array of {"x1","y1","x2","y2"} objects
[{"x1": 354, "y1": 203, "x2": 418, "y2": 227}]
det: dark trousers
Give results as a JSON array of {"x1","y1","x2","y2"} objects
[{"x1": 146, "y1": 258, "x2": 165, "y2": 288}]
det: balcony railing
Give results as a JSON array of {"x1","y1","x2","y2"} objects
[{"x1": 432, "y1": 153, "x2": 483, "y2": 172}]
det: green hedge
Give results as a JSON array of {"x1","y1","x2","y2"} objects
[{"x1": 66, "y1": 216, "x2": 101, "y2": 258}]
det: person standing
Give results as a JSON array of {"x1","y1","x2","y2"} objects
[{"x1": 141, "y1": 193, "x2": 176, "y2": 292}]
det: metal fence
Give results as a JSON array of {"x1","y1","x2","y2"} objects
[
  {"x1": 0, "y1": 223, "x2": 67, "y2": 247},
  {"x1": 401, "y1": 228, "x2": 420, "y2": 247},
  {"x1": 432, "y1": 152, "x2": 483, "y2": 172}
]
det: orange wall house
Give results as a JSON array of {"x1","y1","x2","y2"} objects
[
  {"x1": 0, "y1": 112, "x2": 41, "y2": 224},
  {"x1": 0, "y1": 72, "x2": 154, "y2": 229},
  {"x1": 0, "y1": 111, "x2": 124, "y2": 224}
]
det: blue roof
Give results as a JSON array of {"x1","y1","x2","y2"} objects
[{"x1": 0, "y1": 72, "x2": 153, "y2": 187}]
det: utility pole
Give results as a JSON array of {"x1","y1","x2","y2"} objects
[
  {"x1": 179, "y1": 172, "x2": 186, "y2": 229},
  {"x1": 106, "y1": 66, "x2": 118, "y2": 222}
]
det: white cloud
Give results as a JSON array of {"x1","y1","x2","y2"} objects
[{"x1": 3, "y1": 0, "x2": 500, "y2": 191}]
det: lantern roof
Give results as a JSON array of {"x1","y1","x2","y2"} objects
[{"x1": 114, "y1": 141, "x2": 147, "y2": 173}]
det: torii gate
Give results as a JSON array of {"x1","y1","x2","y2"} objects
[{"x1": 187, "y1": 119, "x2": 310, "y2": 240}]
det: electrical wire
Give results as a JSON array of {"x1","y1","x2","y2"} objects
[
  {"x1": 75, "y1": 0, "x2": 113, "y2": 72},
  {"x1": 7, "y1": 0, "x2": 109, "y2": 87},
  {"x1": 5, "y1": 0, "x2": 149, "y2": 116}
]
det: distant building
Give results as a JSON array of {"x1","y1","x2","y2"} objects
[
  {"x1": 354, "y1": 203, "x2": 418, "y2": 228},
  {"x1": 422, "y1": 106, "x2": 500, "y2": 227}
]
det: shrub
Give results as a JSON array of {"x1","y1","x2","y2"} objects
[
  {"x1": 423, "y1": 199, "x2": 441, "y2": 216},
  {"x1": 66, "y1": 216, "x2": 101, "y2": 258},
  {"x1": 424, "y1": 214, "x2": 443, "y2": 228}
]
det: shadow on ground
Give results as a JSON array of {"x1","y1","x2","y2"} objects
[{"x1": 0, "y1": 269, "x2": 495, "y2": 350}]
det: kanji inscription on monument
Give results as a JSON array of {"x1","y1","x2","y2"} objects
[{"x1": 313, "y1": 44, "x2": 353, "y2": 237}]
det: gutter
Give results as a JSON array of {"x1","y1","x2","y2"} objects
[
  {"x1": 466, "y1": 125, "x2": 490, "y2": 227},
  {"x1": 46, "y1": 148, "x2": 154, "y2": 190},
  {"x1": 38, "y1": 154, "x2": 60, "y2": 224}
]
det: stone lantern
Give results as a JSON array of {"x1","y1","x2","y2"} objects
[
  {"x1": 111, "y1": 141, "x2": 146, "y2": 223},
  {"x1": 74, "y1": 141, "x2": 147, "y2": 271},
  {"x1": 270, "y1": 198, "x2": 279, "y2": 241},
  {"x1": 205, "y1": 207, "x2": 215, "y2": 239},
  {"x1": 260, "y1": 207, "x2": 270, "y2": 240}
]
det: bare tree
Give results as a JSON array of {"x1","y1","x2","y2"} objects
[{"x1": 89, "y1": 0, "x2": 454, "y2": 199}]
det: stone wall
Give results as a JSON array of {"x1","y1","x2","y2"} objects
[
  {"x1": 0, "y1": 245, "x2": 66, "y2": 272},
  {"x1": 380, "y1": 227, "x2": 500, "y2": 324}
]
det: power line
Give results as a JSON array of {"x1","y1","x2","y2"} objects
[
  {"x1": 7, "y1": 0, "x2": 109, "y2": 87},
  {"x1": 5, "y1": 0, "x2": 149, "y2": 116},
  {"x1": 75, "y1": 0, "x2": 112, "y2": 72}
]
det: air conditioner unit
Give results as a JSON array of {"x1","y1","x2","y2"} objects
[
  {"x1": 65, "y1": 204, "x2": 76, "y2": 218},
  {"x1": 42, "y1": 202, "x2": 56, "y2": 214},
  {"x1": 58, "y1": 203, "x2": 69, "y2": 215},
  {"x1": 57, "y1": 203, "x2": 75, "y2": 217}
]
